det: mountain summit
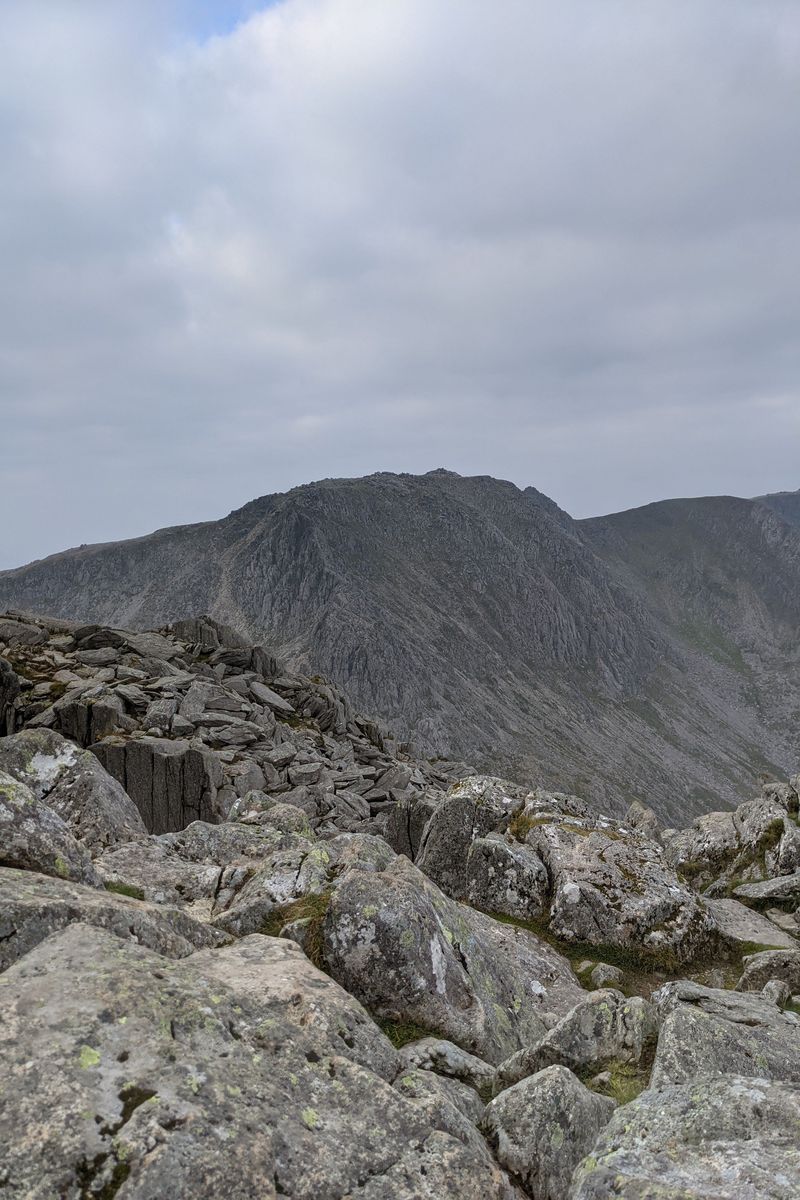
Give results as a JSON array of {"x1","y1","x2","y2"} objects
[{"x1": 1, "y1": 471, "x2": 799, "y2": 823}]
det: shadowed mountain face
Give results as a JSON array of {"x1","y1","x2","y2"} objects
[
  {"x1": 1, "y1": 470, "x2": 799, "y2": 824},
  {"x1": 757, "y1": 488, "x2": 800, "y2": 529}
]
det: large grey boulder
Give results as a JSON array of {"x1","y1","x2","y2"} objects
[
  {"x1": 0, "y1": 770, "x2": 99, "y2": 886},
  {"x1": 323, "y1": 856, "x2": 584, "y2": 1064},
  {"x1": 650, "y1": 980, "x2": 800, "y2": 1087},
  {"x1": 0, "y1": 924, "x2": 518, "y2": 1199},
  {"x1": 483, "y1": 1065, "x2": 615, "y2": 1200},
  {"x1": 736, "y1": 949, "x2": 800, "y2": 993},
  {"x1": 415, "y1": 776, "x2": 526, "y2": 898},
  {"x1": 495, "y1": 989, "x2": 656, "y2": 1093},
  {"x1": 571, "y1": 1075, "x2": 800, "y2": 1199},
  {"x1": 0, "y1": 866, "x2": 226, "y2": 972},
  {"x1": 397, "y1": 1037, "x2": 496, "y2": 1094},
  {"x1": 525, "y1": 814, "x2": 716, "y2": 964},
  {"x1": 706, "y1": 896, "x2": 797, "y2": 951},
  {"x1": 0, "y1": 728, "x2": 146, "y2": 852}
]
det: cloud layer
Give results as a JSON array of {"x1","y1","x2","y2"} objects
[{"x1": 2, "y1": 0, "x2": 799, "y2": 566}]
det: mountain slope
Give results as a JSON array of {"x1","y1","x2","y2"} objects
[
  {"x1": 756, "y1": 487, "x2": 800, "y2": 529},
  {"x1": 1, "y1": 471, "x2": 799, "y2": 823}
]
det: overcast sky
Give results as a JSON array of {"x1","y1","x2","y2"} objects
[{"x1": 2, "y1": 0, "x2": 799, "y2": 568}]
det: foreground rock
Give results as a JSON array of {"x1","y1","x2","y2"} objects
[
  {"x1": 650, "y1": 980, "x2": 800, "y2": 1087},
  {"x1": 483, "y1": 1065, "x2": 615, "y2": 1200},
  {"x1": 572, "y1": 1075, "x2": 800, "y2": 1200},
  {"x1": 324, "y1": 856, "x2": 584, "y2": 1064},
  {"x1": 0, "y1": 925, "x2": 520, "y2": 1199}
]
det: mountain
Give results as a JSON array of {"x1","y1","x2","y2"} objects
[
  {"x1": 2, "y1": 470, "x2": 799, "y2": 824},
  {"x1": 756, "y1": 487, "x2": 800, "y2": 528}
]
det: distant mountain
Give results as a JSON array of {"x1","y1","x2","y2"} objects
[
  {"x1": 756, "y1": 487, "x2": 800, "y2": 528},
  {"x1": 2, "y1": 470, "x2": 799, "y2": 823}
]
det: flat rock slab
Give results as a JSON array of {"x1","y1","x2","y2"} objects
[
  {"x1": 0, "y1": 867, "x2": 226, "y2": 973},
  {"x1": 706, "y1": 897, "x2": 797, "y2": 951},
  {"x1": 733, "y1": 871, "x2": 800, "y2": 905},
  {"x1": 571, "y1": 1074, "x2": 800, "y2": 1200}
]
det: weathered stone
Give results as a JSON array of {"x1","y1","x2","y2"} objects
[
  {"x1": 0, "y1": 925, "x2": 515, "y2": 1199},
  {"x1": 571, "y1": 1075, "x2": 800, "y2": 1200},
  {"x1": 733, "y1": 871, "x2": 800, "y2": 906},
  {"x1": 0, "y1": 866, "x2": 226, "y2": 972},
  {"x1": 416, "y1": 776, "x2": 526, "y2": 899},
  {"x1": 0, "y1": 770, "x2": 99, "y2": 885},
  {"x1": 0, "y1": 728, "x2": 146, "y2": 852},
  {"x1": 250, "y1": 679, "x2": 295, "y2": 713},
  {"x1": 484, "y1": 1065, "x2": 615, "y2": 1200},
  {"x1": 466, "y1": 833, "x2": 549, "y2": 920},
  {"x1": 526, "y1": 814, "x2": 716, "y2": 964},
  {"x1": 589, "y1": 963, "x2": 624, "y2": 988},
  {"x1": 762, "y1": 979, "x2": 792, "y2": 1007},
  {"x1": 384, "y1": 788, "x2": 444, "y2": 859},
  {"x1": 650, "y1": 980, "x2": 800, "y2": 1086},
  {"x1": 92, "y1": 736, "x2": 224, "y2": 833},
  {"x1": 323, "y1": 856, "x2": 584, "y2": 1065},
  {"x1": 706, "y1": 896, "x2": 797, "y2": 951},
  {"x1": 495, "y1": 989, "x2": 657, "y2": 1092},
  {"x1": 397, "y1": 1038, "x2": 496, "y2": 1094},
  {"x1": 736, "y1": 949, "x2": 800, "y2": 994}
]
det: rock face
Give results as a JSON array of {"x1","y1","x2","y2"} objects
[{"x1": 4, "y1": 472, "x2": 800, "y2": 822}]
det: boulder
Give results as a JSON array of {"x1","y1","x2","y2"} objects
[
  {"x1": 733, "y1": 871, "x2": 800, "y2": 907},
  {"x1": 523, "y1": 813, "x2": 716, "y2": 964},
  {"x1": 706, "y1": 896, "x2": 797, "y2": 951},
  {"x1": 666, "y1": 794, "x2": 797, "y2": 893},
  {"x1": 92, "y1": 735, "x2": 225, "y2": 833},
  {"x1": 483, "y1": 1065, "x2": 615, "y2": 1200},
  {"x1": 495, "y1": 989, "x2": 656, "y2": 1092},
  {"x1": 0, "y1": 770, "x2": 99, "y2": 886},
  {"x1": 0, "y1": 924, "x2": 517, "y2": 1199},
  {"x1": 465, "y1": 833, "x2": 549, "y2": 921},
  {"x1": 323, "y1": 856, "x2": 584, "y2": 1064},
  {"x1": 650, "y1": 980, "x2": 800, "y2": 1087},
  {"x1": 571, "y1": 1075, "x2": 800, "y2": 1200},
  {"x1": 397, "y1": 1038, "x2": 496, "y2": 1094},
  {"x1": 0, "y1": 866, "x2": 226, "y2": 973},
  {"x1": 736, "y1": 949, "x2": 800, "y2": 993},
  {"x1": 415, "y1": 776, "x2": 526, "y2": 898},
  {"x1": 0, "y1": 728, "x2": 146, "y2": 852}
]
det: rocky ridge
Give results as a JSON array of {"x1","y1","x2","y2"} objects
[
  {"x1": 2, "y1": 611, "x2": 800, "y2": 1197},
  {"x1": 4, "y1": 471, "x2": 800, "y2": 824}
]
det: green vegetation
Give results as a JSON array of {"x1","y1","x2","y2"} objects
[
  {"x1": 378, "y1": 1018, "x2": 432, "y2": 1049},
  {"x1": 260, "y1": 891, "x2": 332, "y2": 970},
  {"x1": 104, "y1": 881, "x2": 145, "y2": 901}
]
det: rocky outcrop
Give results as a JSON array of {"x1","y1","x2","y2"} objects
[{"x1": 4, "y1": 609, "x2": 800, "y2": 1196}]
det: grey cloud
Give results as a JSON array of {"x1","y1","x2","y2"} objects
[{"x1": 1, "y1": 0, "x2": 799, "y2": 566}]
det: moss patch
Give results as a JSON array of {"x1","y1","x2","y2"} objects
[{"x1": 104, "y1": 881, "x2": 146, "y2": 901}]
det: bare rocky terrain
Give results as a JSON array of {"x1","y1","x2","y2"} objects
[
  {"x1": 1, "y1": 472, "x2": 799, "y2": 824},
  {"x1": 1, "y1": 609, "x2": 800, "y2": 1198}
]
